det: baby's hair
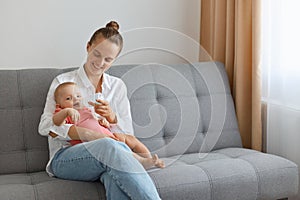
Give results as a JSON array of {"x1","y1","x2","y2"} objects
[
  {"x1": 88, "y1": 21, "x2": 123, "y2": 52},
  {"x1": 54, "y1": 82, "x2": 76, "y2": 102}
]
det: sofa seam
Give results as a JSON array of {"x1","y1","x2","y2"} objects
[
  {"x1": 151, "y1": 66, "x2": 167, "y2": 137},
  {"x1": 200, "y1": 151, "x2": 271, "y2": 200},
  {"x1": 17, "y1": 71, "x2": 29, "y2": 174},
  {"x1": 214, "y1": 150, "x2": 298, "y2": 172},
  {"x1": 0, "y1": 179, "x2": 62, "y2": 186},
  {"x1": 130, "y1": 94, "x2": 198, "y2": 101},
  {"x1": 28, "y1": 173, "x2": 38, "y2": 200},
  {"x1": 130, "y1": 92, "x2": 231, "y2": 101},
  {"x1": 254, "y1": 166, "x2": 298, "y2": 172},
  {"x1": 140, "y1": 135, "x2": 197, "y2": 140},
  {"x1": 155, "y1": 179, "x2": 211, "y2": 189},
  {"x1": 0, "y1": 149, "x2": 48, "y2": 154},
  {"x1": 237, "y1": 157, "x2": 260, "y2": 200},
  {"x1": 0, "y1": 106, "x2": 44, "y2": 110},
  {"x1": 195, "y1": 165, "x2": 214, "y2": 200},
  {"x1": 211, "y1": 150, "x2": 259, "y2": 159}
]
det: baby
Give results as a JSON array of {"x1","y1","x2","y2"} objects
[{"x1": 53, "y1": 82, "x2": 165, "y2": 169}]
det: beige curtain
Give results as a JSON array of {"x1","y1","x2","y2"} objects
[{"x1": 200, "y1": 0, "x2": 262, "y2": 151}]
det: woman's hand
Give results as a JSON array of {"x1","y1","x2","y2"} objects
[{"x1": 89, "y1": 100, "x2": 117, "y2": 124}]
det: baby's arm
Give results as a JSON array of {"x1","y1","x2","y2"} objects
[{"x1": 53, "y1": 108, "x2": 80, "y2": 126}]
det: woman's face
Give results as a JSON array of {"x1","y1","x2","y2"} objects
[{"x1": 85, "y1": 37, "x2": 120, "y2": 77}]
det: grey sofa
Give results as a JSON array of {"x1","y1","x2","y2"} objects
[{"x1": 0, "y1": 61, "x2": 298, "y2": 200}]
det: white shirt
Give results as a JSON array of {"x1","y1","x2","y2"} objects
[{"x1": 38, "y1": 65, "x2": 134, "y2": 176}]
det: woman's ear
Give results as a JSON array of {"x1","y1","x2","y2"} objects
[{"x1": 86, "y1": 42, "x2": 91, "y2": 52}]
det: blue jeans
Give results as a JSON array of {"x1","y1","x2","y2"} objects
[{"x1": 51, "y1": 138, "x2": 161, "y2": 200}]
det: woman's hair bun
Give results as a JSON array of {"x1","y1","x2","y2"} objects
[{"x1": 106, "y1": 21, "x2": 119, "y2": 31}]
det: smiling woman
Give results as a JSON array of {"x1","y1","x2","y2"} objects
[
  {"x1": 38, "y1": 21, "x2": 161, "y2": 200},
  {"x1": 84, "y1": 22, "x2": 123, "y2": 82},
  {"x1": 85, "y1": 38, "x2": 120, "y2": 87}
]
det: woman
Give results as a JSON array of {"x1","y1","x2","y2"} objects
[{"x1": 39, "y1": 21, "x2": 161, "y2": 200}]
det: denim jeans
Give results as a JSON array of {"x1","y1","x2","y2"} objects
[{"x1": 51, "y1": 138, "x2": 161, "y2": 200}]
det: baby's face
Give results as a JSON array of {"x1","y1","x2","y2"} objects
[{"x1": 57, "y1": 85, "x2": 83, "y2": 109}]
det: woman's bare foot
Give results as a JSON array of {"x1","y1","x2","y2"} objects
[{"x1": 135, "y1": 154, "x2": 165, "y2": 169}]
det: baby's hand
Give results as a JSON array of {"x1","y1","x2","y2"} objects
[
  {"x1": 66, "y1": 108, "x2": 80, "y2": 123},
  {"x1": 99, "y1": 118, "x2": 110, "y2": 128}
]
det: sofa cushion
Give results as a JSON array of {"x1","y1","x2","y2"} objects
[
  {"x1": 1, "y1": 148, "x2": 297, "y2": 200},
  {"x1": 0, "y1": 172, "x2": 105, "y2": 200},
  {"x1": 149, "y1": 148, "x2": 298, "y2": 200}
]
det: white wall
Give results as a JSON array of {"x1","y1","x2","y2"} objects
[{"x1": 0, "y1": 0, "x2": 200, "y2": 69}]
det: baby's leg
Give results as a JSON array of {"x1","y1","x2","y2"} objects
[
  {"x1": 113, "y1": 133, "x2": 126, "y2": 143},
  {"x1": 113, "y1": 133, "x2": 165, "y2": 169},
  {"x1": 133, "y1": 153, "x2": 165, "y2": 169},
  {"x1": 113, "y1": 133, "x2": 151, "y2": 158}
]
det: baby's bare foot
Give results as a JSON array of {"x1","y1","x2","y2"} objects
[
  {"x1": 138, "y1": 154, "x2": 165, "y2": 169},
  {"x1": 152, "y1": 154, "x2": 165, "y2": 168}
]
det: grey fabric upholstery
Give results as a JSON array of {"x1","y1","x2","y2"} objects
[{"x1": 0, "y1": 62, "x2": 298, "y2": 199}]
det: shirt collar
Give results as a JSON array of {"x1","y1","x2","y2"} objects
[
  {"x1": 77, "y1": 65, "x2": 93, "y2": 88},
  {"x1": 77, "y1": 65, "x2": 112, "y2": 90},
  {"x1": 102, "y1": 73, "x2": 112, "y2": 90}
]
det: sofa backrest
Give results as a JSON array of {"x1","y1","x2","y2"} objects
[
  {"x1": 0, "y1": 62, "x2": 242, "y2": 175},
  {"x1": 0, "y1": 68, "x2": 74, "y2": 174},
  {"x1": 108, "y1": 62, "x2": 242, "y2": 157}
]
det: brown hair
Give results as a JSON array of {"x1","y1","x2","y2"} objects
[
  {"x1": 88, "y1": 21, "x2": 123, "y2": 52},
  {"x1": 54, "y1": 82, "x2": 76, "y2": 103}
]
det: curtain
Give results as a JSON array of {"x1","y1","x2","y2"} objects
[{"x1": 200, "y1": 0, "x2": 262, "y2": 150}]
